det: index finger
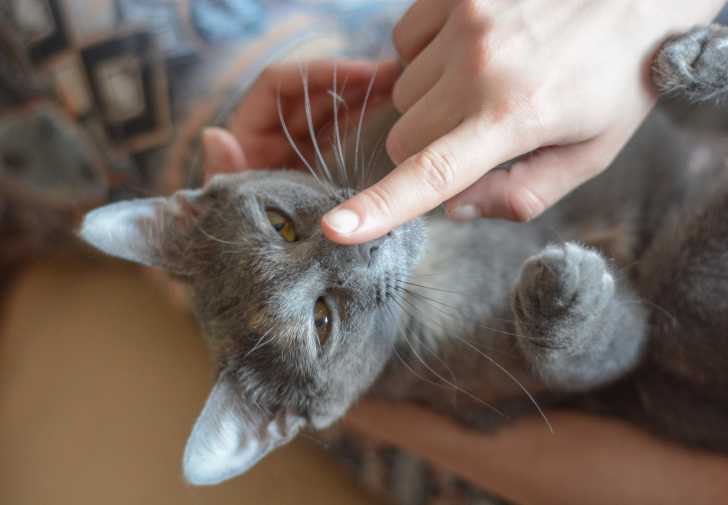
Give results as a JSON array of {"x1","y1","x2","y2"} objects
[
  {"x1": 321, "y1": 116, "x2": 529, "y2": 244},
  {"x1": 394, "y1": 0, "x2": 457, "y2": 63}
]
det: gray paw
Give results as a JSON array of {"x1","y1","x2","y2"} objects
[
  {"x1": 654, "y1": 24, "x2": 728, "y2": 102},
  {"x1": 513, "y1": 243, "x2": 614, "y2": 349}
]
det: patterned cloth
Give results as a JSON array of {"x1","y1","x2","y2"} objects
[{"x1": 0, "y1": 0, "x2": 407, "y2": 263}]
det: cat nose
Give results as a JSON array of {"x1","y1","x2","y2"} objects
[{"x1": 355, "y1": 235, "x2": 387, "y2": 266}]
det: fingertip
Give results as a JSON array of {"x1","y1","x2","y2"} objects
[
  {"x1": 321, "y1": 202, "x2": 390, "y2": 245},
  {"x1": 445, "y1": 203, "x2": 482, "y2": 221},
  {"x1": 322, "y1": 207, "x2": 360, "y2": 235},
  {"x1": 504, "y1": 179, "x2": 546, "y2": 222},
  {"x1": 444, "y1": 171, "x2": 509, "y2": 221},
  {"x1": 332, "y1": 58, "x2": 399, "y2": 82}
]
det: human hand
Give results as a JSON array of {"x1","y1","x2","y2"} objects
[
  {"x1": 343, "y1": 400, "x2": 728, "y2": 505},
  {"x1": 321, "y1": 0, "x2": 724, "y2": 244},
  {"x1": 201, "y1": 59, "x2": 399, "y2": 175},
  {"x1": 152, "y1": 59, "x2": 397, "y2": 305}
]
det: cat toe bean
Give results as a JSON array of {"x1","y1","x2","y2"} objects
[
  {"x1": 512, "y1": 243, "x2": 644, "y2": 391},
  {"x1": 514, "y1": 242, "x2": 614, "y2": 324}
]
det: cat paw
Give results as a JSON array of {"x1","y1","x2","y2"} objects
[
  {"x1": 513, "y1": 243, "x2": 615, "y2": 349},
  {"x1": 654, "y1": 24, "x2": 728, "y2": 102}
]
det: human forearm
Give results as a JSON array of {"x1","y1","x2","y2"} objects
[{"x1": 344, "y1": 402, "x2": 728, "y2": 505}]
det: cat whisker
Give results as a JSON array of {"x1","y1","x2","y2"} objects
[
  {"x1": 396, "y1": 284, "x2": 531, "y2": 344},
  {"x1": 447, "y1": 332, "x2": 554, "y2": 434},
  {"x1": 396, "y1": 280, "x2": 463, "y2": 296},
  {"x1": 388, "y1": 297, "x2": 505, "y2": 416},
  {"x1": 298, "y1": 63, "x2": 335, "y2": 189},
  {"x1": 354, "y1": 65, "x2": 379, "y2": 189},
  {"x1": 386, "y1": 296, "x2": 458, "y2": 386},
  {"x1": 392, "y1": 345, "x2": 458, "y2": 408},
  {"x1": 243, "y1": 328, "x2": 276, "y2": 361},
  {"x1": 197, "y1": 224, "x2": 243, "y2": 247},
  {"x1": 384, "y1": 304, "x2": 459, "y2": 407},
  {"x1": 330, "y1": 64, "x2": 351, "y2": 190},
  {"x1": 394, "y1": 287, "x2": 522, "y2": 360},
  {"x1": 276, "y1": 88, "x2": 328, "y2": 192},
  {"x1": 395, "y1": 284, "x2": 463, "y2": 310},
  {"x1": 621, "y1": 298, "x2": 679, "y2": 327},
  {"x1": 297, "y1": 429, "x2": 333, "y2": 449}
]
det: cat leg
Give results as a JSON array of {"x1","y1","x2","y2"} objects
[
  {"x1": 512, "y1": 243, "x2": 648, "y2": 392},
  {"x1": 654, "y1": 24, "x2": 728, "y2": 103}
]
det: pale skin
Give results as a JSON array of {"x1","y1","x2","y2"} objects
[
  {"x1": 320, "y1": 0, "x2": 727, "y2": 244},
  {"x1": 194, "y1": 1, "x2": 728, "y2": 502},
  {"x1": 343, "y1": 402, "x2": 728, "y2": 505}
]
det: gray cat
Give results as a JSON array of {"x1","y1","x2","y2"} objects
[{"x1": 80, "y1": 25, "x2": 728, "y2": 488}]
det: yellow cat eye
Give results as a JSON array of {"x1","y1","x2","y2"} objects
[
  {"x1": 266, "y1": 209, "x2": 297, "y2": 242},
  {"x1": 313, "y1": 298, "x2": 332, "y2": 347}
]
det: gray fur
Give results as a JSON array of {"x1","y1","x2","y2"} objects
[
  {"x1": 655, "y1": 25, "x2": 728, "y2": 103},
  {"x1": 79, "y1": 24, "x2": 728, "y2": 487},
  {"x1": 513, "y1": 242, "x2": 646, "y2": 392}
]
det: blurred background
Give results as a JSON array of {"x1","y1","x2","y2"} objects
[{"x1": 0, "y1": 1, "x2": 409, "y2": 504}]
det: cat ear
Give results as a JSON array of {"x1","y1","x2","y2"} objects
[
  {"x1": 182, "y1": 376, "x2": 305, "y2": 486},
  {"x1": 79, "y1": 189, "x2": 206, "y2": 269}
]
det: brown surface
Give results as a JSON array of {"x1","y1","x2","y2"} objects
[{"x1": 0, "y1": 251, "x2": 381, "y2": 505}]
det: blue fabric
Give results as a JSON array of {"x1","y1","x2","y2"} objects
[
  {"x1": 190, "y1": 0, "x2": 411, "y2": 53},
  {"x1": 190, "y1": 0, "x2": 266, "y2": 43}
]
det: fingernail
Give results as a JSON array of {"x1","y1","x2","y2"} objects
[
  {"x1": 447, "y1": 204, "x2": 481, "y2": 221},
  {"x1": 323, "y1": 208, "x2": 360, "y2": 234},
  {"x1": 520, "y1": 189, "x2": 544, "y2": 221}
]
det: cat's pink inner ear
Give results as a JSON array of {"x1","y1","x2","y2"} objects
[{"x1": 202, "y1": 127, "x2": 248, "y2": 176}]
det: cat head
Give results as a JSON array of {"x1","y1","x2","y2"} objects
[{"x1": 79, "y1": 163, "x2": 425, "y2": 484}]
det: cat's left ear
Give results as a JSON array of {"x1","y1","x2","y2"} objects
[
  {"x1": 79, "y1": 188, "x2": 209, "y2": 270},
  {"x1": 182, "y1": 376, "x2": 305, "y2": 485}
]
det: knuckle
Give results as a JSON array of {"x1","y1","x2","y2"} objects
[
  {"x1": 523, "y1": 89, "x2": 550, "y2": 131},
  {"x1": 455, "y1": 0, "x2": 493, "y2": 36},
  {"x1": 362, "y1": 185, "x2": 396, "y2": 221},
  {"x1": 464, "y1": 38, "x2": 492, "y2": 76},
  {"x1": 416, "y1": 148, "x2": 458, "y2": 196},
  {"x1": 506, "y1": 185, "x2": 546, "y2": 222}
]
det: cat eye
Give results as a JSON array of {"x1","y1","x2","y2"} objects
[
  {"x1": 266, "y1": 209, "x2": 297, "y2": 242},
  {"x1": 313, "y1": 298, "x2": 332, "y2": 347}
]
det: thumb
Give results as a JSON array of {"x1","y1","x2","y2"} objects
[
  {"x1": 202, "y1": 127, "x2": 247, "y2": 179},
  {"x1": 321, "y1": 119, "x2": 523, "y2": 244}
]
